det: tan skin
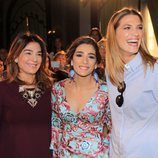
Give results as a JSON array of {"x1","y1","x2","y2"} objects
[
  {"x1": 64, "y1": 43, "x2": 108, "y2": 136},
  {"x1": 116, "y1": 15, "x2": 143, "y2": 63},
  {"x1": 15, "y1": 42, "x2": 42, "y2": 88}
]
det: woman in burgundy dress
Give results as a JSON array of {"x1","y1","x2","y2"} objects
[{"x1": 0, "y1": 32, "x2": 52, "y2": 158}]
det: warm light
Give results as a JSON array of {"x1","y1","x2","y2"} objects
[
  {"x1": 48, "y1": 30, "x2": 56, "y2": 34},
  {"x1": 144, "y1": 6, "x2": 158, "y2": 57}
]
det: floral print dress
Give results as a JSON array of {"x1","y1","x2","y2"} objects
[{"x1": 50, "y1": 79, "x2": 111, "y2": 158}]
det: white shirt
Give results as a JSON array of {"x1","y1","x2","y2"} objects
[{"x1": 106, "y1": 53, "x2": 158, "y2": 158}]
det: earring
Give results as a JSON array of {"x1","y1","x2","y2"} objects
[
  {"x1": 15, "y1": 58, "x2": 18, "y2": 63},
  {"x1": 69, "y1": 68, "x2": 75, "y2": 80},
  {"x1": 93, "y1": 69, "x2": 99, "y2": 83}
]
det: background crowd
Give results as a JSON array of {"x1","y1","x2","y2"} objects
[{"x1": 0, "y1": 6, "x2": 158, "y2": 158}]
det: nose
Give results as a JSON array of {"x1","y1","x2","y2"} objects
[
  {"x1": 32, "y1": 54, "x2": 38, "y2": 62},
  {"x1": 83, "y1": 56, "x2": 88, "y2": 64},
  {"x1": 132, "y1": 28, "x2": 139, "y2": 36}
]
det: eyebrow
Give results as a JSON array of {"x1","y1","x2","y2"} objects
[
  {"x1": 123, "y1": 23, "x2": 143, "y2": 27},
  {"x1": 23, "y1": 49, "x2": 33, "y2": 52},
  {"x1": 23, "y1": 49, "x2": 42, "y2": 53},
  {"x1": 76, "y1": 51, "x2": 96, "y2": 55}
]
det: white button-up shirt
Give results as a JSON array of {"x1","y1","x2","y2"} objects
[{"x1": 107, "y1": 53, "x2": 158, "y2": 158}]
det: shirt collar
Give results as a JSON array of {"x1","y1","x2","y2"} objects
[{"x1": 124, "y1": 52, "x2": 142, "y2": 72}]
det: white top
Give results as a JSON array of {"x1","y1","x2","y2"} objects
[{"x1": 106, "y1": 53, "x2": 158, "y2": 158}]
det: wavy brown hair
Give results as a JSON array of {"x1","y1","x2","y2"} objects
[{"x1": 6, "y1": 32, "x2": 51, "y2": 89}]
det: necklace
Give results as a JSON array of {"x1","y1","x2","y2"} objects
[
  {"x1": 27, "y1": 88, "x2": 36, "y2": 98},
  {"x1": 19, "y1": 85, "x2": 44, "y2": 108}
]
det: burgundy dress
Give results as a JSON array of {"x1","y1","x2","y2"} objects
[{"x1": 0, "y1": 81, "x2": 52, "y2": 158}]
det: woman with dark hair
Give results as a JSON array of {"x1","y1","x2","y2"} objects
[
  {"x1": 50, "y1": 36, "x2": 111, "y2": 157},
  {"x1": 0, "y1": 32, "x2": 52, "y2": 158},
  {"x1": 106, "y1": 7, "x2": 158, "y2": 158}
]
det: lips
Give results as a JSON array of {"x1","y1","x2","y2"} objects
[
  {"x1": 127, "y1": 39, "x2": 139, "y2": 47},
  {"x1": 27, "y1": 63, "x2": 39, "y2": 68},
  {"x1": 79, "y1": 66, "x2": 89, "y2": 70}
]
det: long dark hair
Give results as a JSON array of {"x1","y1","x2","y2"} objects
[
  {"x1": 6, "y1": 32, "x2": 51, "y2": 89},
  {"x1": 67, "y1": 36, "x2": 101, "y2": 65}
]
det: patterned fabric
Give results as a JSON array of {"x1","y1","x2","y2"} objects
[
  {"x1": 19, "y1": 85, "x2": 44, "y2": 108},
  {"x1": 50, "y1": 79, "x2": 111, "y2": 158}
]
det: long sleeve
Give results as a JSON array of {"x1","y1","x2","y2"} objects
[
  {"x1": 101, "y1": 84, "x2": 112, "y2": 148},
  {"x1": 50, "y1": 83, "x2": 63, "y2": 157},
  {"x1": 103, "y1": 101, "x2": 112, "y2": 148}
]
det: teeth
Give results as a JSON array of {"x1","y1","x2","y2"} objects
[{"x1": 127, "y1": 39, "x2": 138, "y2": 43}]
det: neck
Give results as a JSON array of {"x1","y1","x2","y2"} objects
[
  {"x1": 123, "y1": 52, "x2": 138, "y2": 64},
  {"x1": 72, "y1": 75, "x2": 97, "y2": 89},
  {"x1": 18, "y1": 73, "x2": 36, "y2": 85}
]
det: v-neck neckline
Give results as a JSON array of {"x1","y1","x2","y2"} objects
[{"x1": 62, "y1": 80, "x2": 101, "y2": 115}]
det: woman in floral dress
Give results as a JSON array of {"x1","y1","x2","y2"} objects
[{"x1": 50, "y1": 36, "x2": 111, "y2": 158}]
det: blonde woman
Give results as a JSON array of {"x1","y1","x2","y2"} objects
[{"x1": 106, "y1": 7, "x2": 158, "y2": 158}]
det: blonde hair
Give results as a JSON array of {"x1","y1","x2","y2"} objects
[
  {"x1": 98, "y1": 38, "x2": 107, "y2": 48},
  {"x1": 106, "y1": 7, "x2": 156, "y2": 87}
]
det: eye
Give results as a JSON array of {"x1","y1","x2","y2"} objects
[
  {"x1": 89, "y1": 55, "x2": 96, "y2": 59},
  {"x1": 138, "y1": 25, "x2": 143, "y2": 30},
  {"x1": 37, "y1": 52, "x2": 42, "y2": 56},
  {"x1": 24, "y1": 51, "x2": 32, "y2": 55},
  {"x1": 75, "y1": 53, "x2": 82, "y2": 57},
  {"x1": 124, "y1": 26, "x2": 130, "y2": 30}
]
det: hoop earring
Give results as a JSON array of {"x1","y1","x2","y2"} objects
[
  {"x1": 93, "y1": 69, "x2": 99, "y2": 83},
  {"x1": 69, "y1": 68, "x2": 75, "y2": 80}
]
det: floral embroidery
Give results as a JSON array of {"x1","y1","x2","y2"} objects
[{"x1": 50, "y1": 79, "x2": 111, "y2": 157}]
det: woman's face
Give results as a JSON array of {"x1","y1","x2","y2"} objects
[
  {"x1": 72, "y1": 44, "x2": 97, "y2": 78},
  {"x1": 116, "y1": 14, "x2": 143, "y2": 62},
  {"x1": 15, "y1": 42, "x2": 42, "y2": 81}
]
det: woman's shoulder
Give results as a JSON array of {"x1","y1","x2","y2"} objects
[
  {"x1": 99, "y1": 80, "x2": 108, "y2": 92},
  {"x1": 53, "y1": 79, "x2": 67, "y2": 87},
  {"x1": 52, "y1": 79, "x2": 68, "y2": 94},
  {"x1": 0, "y1": 80, "x2": 18, "y2": 95},
  {"x1": 0, "y1": 80, "x2": 14, "y2": 87}
]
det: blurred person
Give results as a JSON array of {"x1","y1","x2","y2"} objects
[
  {"x1": 0, "y1": 57, "x2": 6, "y2": 81},
  {"x1": 106, "y1": 7, "x2": 158, "y2": 158},
  {"x1": 50, "y1": 36, "x2": 65, "y2": 58},
  {"x1": 45, "y1": 53, "x2": 54, "y2": 82},
  {"x1": 98, "y1": 37, "x2": 107, "y2": 68},
  {"x1": 0, "y1": 32, "x2": 52, "y2": 158},
  {"x1": 89, "y1": 27, "x2": 103, "y2": 42},
  {"x1": 53, "y1": 50, "x2": 67, "y2": 71},
  {"x1": 0, "y1": 48, "x2": 8, "y2": 70},
  {"x1": 96, "y1": 37, "x2": 107, "y2": 81},
  {"x1": 51, "y1": 50, "x2": 69, "y2": 82},
  {"x1": 50, "y1": 36, "x2": 111, "y2": 157}
]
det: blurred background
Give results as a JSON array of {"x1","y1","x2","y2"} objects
[{"x1": 0, "y1": 0, "x2": 157, "y2": 57}]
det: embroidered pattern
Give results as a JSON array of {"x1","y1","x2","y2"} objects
[
  {"x1": 19, "y1": 85, "x2": 44, "y2": 107},
  {"x1": 50, "y1": 80, "x2": 111, "y2": 157}
]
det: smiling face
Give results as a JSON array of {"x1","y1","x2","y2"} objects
[
  {"x1": 15, "y1": 42, "x2": 42, "y2": 82},
  {"x1": 71, "y1": 44, "x2": 97, "y2": 78},
  {"x1": 116, "y1": 14, "x2": 143, "y2": 62}
]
